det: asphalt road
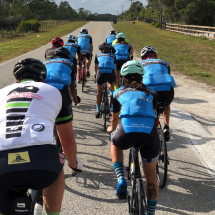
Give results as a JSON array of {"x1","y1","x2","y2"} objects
[{"x1": 1, "y1": 21, "x2": 215, "y2": 215}]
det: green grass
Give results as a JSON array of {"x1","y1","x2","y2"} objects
[
  {"x1": 0, "y1": 21, "x2": 88, "y2": 63},
  {"x1": 113, "y1": 21, "x2": 215, "y2": 86}
]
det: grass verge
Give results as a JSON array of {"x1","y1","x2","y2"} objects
[
  {"x1": 113, "y1": 21, "x2": 215, "y2": 86},
  {"x1": 0, "y1": 21, "x2": 88, "y2": 63}
]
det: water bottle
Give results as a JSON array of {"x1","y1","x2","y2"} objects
[{"x1": 34, "y1": 203, "x2": 43, "y2": 215}]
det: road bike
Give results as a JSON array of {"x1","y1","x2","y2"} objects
[
  {"x1": 156, "y1": 102, "x2": 169, "y2": 188},
  {"x1": 126, "y1": 145, "x2": 147, "y2": 215},
  {"x1": 100, "y1": 81, "x2": 110, "y2": 132},
  {"x1": 81, "y1": 53, "x2": 87, "y2": 92},
  {"x1": 9, "y1": 187, "x2": 43, "y2": 214}
]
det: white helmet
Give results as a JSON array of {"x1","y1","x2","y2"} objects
[
  {"x1": 140, "y1": 46, "x2": 157, "y2": 59},
  {"x1": 68, "y1": 35, "x2": 76, "y2": 42},
  {"x1": 80, "y1": 28, "x2": 88, "y2": 34}
]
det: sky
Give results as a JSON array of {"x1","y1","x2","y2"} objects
[{"x1": 55, "y1": 0, "x2": 148, "y2": 15}]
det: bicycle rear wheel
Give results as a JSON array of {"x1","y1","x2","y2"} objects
[
  {"x1": 82, "y1": 66, "x2": 85, "y2": 92},
  {"x1": 137, "y1": 178, "x2": 144, "y2": 215},
  {"x1": 103, "y1": 87, "x2": 107, "y2": 132},
  {"x1": 156, "y1": 127, "x2": 168, "y2": 188}
]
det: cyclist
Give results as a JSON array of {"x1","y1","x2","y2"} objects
[
  {"x1": 94, "y1": 42, "x2": 116, "y2": 118},
  {"x1": 107, "y1": 61, "x2": 159, "y2": 215},
  {"x1": 44, "y1": 47, "x2": 79, "y2": 110},
  {"x1": 0, "y1": 58, "x2": 82, "y2": 215},
  {"x1": 77, "y1": 28, "x2": 93, "y2": 81},
  {"x1": 64, "y1": 35, "x2": 81, "y2": 78},
  {"x1": 44, "y1": 37, "x2": 64, "y2": 60},
  {"x1": 112, "y1": 32, "x2": 134, "y2": 60},
  {"x1": 112, "y1": 32, "x2": 131, "y2": 90},
  {"x1": 106, "y1": 30, "x2": 116, "y2": 47},
  {"x1": 139, "y1": 46, "x2": 176, "y2": 141}
]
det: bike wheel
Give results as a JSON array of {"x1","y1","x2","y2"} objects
[
  {"x1": 127, "y1": 148, "x2": 132, "y2": 180},
  {"x1": 82, "y1": 67, "x2": 85, "y2": 92},
  {"x1": 129, "y1": 180, "x2": 137, "y2": 214},
  {"x1": 156, "y1": 127, "x2": 168, "y2": 188},
  {"x1": 137, "y1": 178, "x2": 147, "y2": 215},
  {"x1": 103, "y1": 88, "x2": 107, "y2": 132},
  {"x1": 54, "y1": 125, "x2": 62, "y2": 151}
]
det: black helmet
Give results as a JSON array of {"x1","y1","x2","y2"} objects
[
  {"x1": 99, "y1": 42, "x2": 111, "y2": 51},
  {"x1": 13, "y1": 58, "x2": 47, "y2": 81},
  {"x1": 55, "y1": 47, "x2": 71, "y2": 60},
  {"x1": 110, "y1": 30, "x2": 116, "y2": 35},
  {"x1": 80, "y1": 28, "x2": 88, "y2": 34}
]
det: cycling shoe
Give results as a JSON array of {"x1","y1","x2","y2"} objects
[{"x1": 116, "y1": 178, "x2": 127, "y2": 199}]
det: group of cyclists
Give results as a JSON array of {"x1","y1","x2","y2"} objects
[{"x1": 0, "y1": 27, "x2": 176, "y2": 215}]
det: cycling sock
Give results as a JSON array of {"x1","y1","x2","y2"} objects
[
  {"x1": 147, "y1": 199, "x2": 157, "y2": 215},
  {"x1": 113, "y1": 162, "x2": 125, "y2": 179},
  {"x1": 110, "y1": 90, "x2": 115, "y2": 96},
  {"x1": 87, "y1": 67, "x2": 89, "y2": 71},
  {"x1": 114, "y1": 85, "x2": 119, "y2": 91},
  {"x1": 46, "y1": 213, "x2": 60, "y2": 215},
  {"x1": 96, "y1": 105, "x2": 101, "y2": 112}
]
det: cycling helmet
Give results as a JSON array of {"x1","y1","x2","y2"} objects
[
  {"x1": 121, "y1": 60, "x2": 144, "y2": 77},
  {"x1": 51, "y1": 37, "x2": 64, "y2": 47},
  {"x1": 13, "y1": 58, "x2": 47, "y2": 81},
  {"x1": 110, "y1": 30, "x2": 116, "y2": 35},
  {"x1": 116, "y1": 32, "x2": 126, "y2": 39},
  {"x1": 140, "y1": 46, "x2": 157, "y2": 59},
  {"x1": 80, "y1": 28, "x2": 88, "y2": 34},
  {"x1": 68, "y1": 35, "x2": 76, "y2": 42},
  {"x1": 99, "y1": 42, "x2": 111, "y2": 51},
  {"x1": 55, "y1": 47, "x2": 71, "y2": 60}
]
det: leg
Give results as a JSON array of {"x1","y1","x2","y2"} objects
[
  {"x1": 43, "y1": 170, "x2": 65, "y2": 213},
  {"x1": 110, "y1": 142, "x2": 123, "y2": 163},
  {"x1": 115, "y1": 71, "x2": 120, "y2": 90},
  {"x1": 143, "y1": 159, "x2": 158, "y2": 215},
  {"x1": 162, "y1": 105, "x2": 170, "y2": 127},
  {"x1": 95, "y1": 85, "x2": 104, "y2": 117}
]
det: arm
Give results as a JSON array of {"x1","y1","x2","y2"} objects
[
  {"x1": 109, "y1": 111, "x2": 120, "y2": 132},
  {"x1": 56, "y1": 121, "x2": 77, "y2": 168},
  {"x1": 70, "y1": 81, "x2": 78, "y2": 104},
  {"x1": 90, "y1": 43, "x2": 93, "y2": 53},
  {"x1": 94, "y1": 63, "x2": 98, "y2": 78}
]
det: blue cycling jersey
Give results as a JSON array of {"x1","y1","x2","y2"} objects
[
  {"x1": 44, "y1": 58, "x2": 74, "y2": 90},
  {"x1": 113, "y1": 87, "x2": 156, "y2": 134},
  {"x1": 77, "y1": 34, "x2": 91, "y2": 54},
  {"x1": 63, "y1": 42, "x2": 80, "y2": 61},
  {"x1": 113, "y1": 43, "x2": 130, "y2": 60},
  {"x1": 106, "y1": 35, "x2": 116, "y2": 47},
  {"x1": 139, "y1": 59, "x2": 176, "y2": 91},
  {"x1": 96, "y1": 53, "x2": 116, "y2": 73}
]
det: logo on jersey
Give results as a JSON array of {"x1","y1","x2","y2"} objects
[{"x1": 32, "y1": 124, "x2": 45, "y2": 132}]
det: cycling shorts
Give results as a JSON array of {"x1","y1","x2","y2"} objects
[
  {"x1": 96, "y1": 70, "x2": 116, "y2": 86},
  {"x1": 116, "y1": 59, "x2": 130, "y2": 72},
  {"x1": 0, "y1": 144, "x2": 64, "y2": 215},
  {"x1": 112, "y1": 120, "x2": 160, "y2": 163},
  {"x1": 156, "y1": 87, "x2": 174, "y2": 106},
  {"x1": 79, "y1": 53, "x2": 91, "y2": 62}
]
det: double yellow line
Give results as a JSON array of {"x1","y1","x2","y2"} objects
[{"x1": 91, "y1": 22, "x2": 100, "y2": 38}]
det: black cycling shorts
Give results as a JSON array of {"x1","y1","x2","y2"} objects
[
  {"x1": 79, "y1": 53, "x2": 91, "y2": 62},
  {"x1": 116, "y1": 59, "x2": 130, "y2": 72},
  {"x1": 0, "y1": 145, "x2": 64, "y2": 215},
  {"x1": 112, "y1": 120, "x2": 160, "y2": 163},
  {"x1": 96, "y1": 70, "x2": 116, "y2": 86},
  {"x1": 156, "y1": 87, "x2": 174, "y2": 106}
]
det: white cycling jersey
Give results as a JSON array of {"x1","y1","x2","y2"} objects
[{"x1": 0, "y1": 80, "x2": 62, "y2": 151}]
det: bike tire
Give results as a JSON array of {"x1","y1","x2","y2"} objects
[
  {"x1": 54, "y1": 125, "x2": 62, "y2": 151},
  {"x1": 82, "y1": 67, "x2": 85, "y2": 92},
  {"x1": 103, "y1": 88, "x2": 107, "y2": 132},
  {"x1": 156, "y1": 127, "x2": 168, "y2": 188},
  {"x1": 137, "y1": 178, "x2": 144, "y2": 215},
  {"x1": 127, "y1": 148, "x2": 132, "y2": 180}
]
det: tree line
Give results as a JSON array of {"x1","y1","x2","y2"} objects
[
  {"x1": 118, "y1": 0, "x2": 215, "y2": 26},
  {"x1": 0, "y1": 0, "x2": 117, "y2": 27}
]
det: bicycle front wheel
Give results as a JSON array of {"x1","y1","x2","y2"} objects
[{"x1": 156, "y1": 127, "x2": 168, "y2": 188}]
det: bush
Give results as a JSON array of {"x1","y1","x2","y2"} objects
[
  {"x1": 155, "y1": 22, "x2": 160, "y2": 28},
  {"x1": 151, "y1": 22, "x2": 155, "y2": 26},
  {"x1": 17, "y1": 19, "x2": 40, "y2": 32}
]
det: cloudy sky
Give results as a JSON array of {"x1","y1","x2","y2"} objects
[{"x1": 55, "y1": 0, "x2": 147, "y2": 15}]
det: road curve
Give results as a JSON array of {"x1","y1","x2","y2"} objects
[{"x1": 1, "y1": 21, "x2": 215, "y2": 215}]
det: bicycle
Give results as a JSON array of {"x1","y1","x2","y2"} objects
[
  {"x1": 8, "y1": 187, "x2": 42, "y2": 214},
  {"x1": 156, "y1": 102, "x2": 169, "y2": 189},
  {"x1": 100, "y1": 81, "x2": 110, "y2": 132},
  {"x1": 81, "y1": 53, "x2": 87, "y2": 92},
  {"x1": 126, "y1": 145, "x2": 147, "y2": 215}
]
